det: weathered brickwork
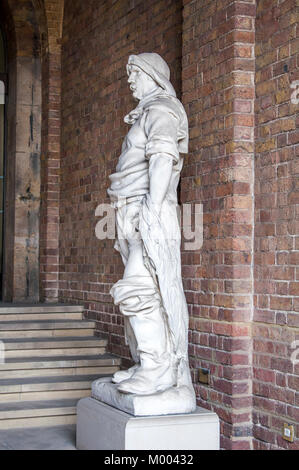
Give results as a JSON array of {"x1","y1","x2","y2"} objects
[
  {"x1": 59, "y1": 0, "x2": 299, "y2": 450},
  {"x1": 39, "y1": 0, "x2": 64, "y2": 302},
  {"x1": 253, "y1": 0, "x2": 299, "y2": 450},
  {"x1": 182, "y1": 0, "x2": 256, "y2": 449},
  {"x1": 60, "y1": 0, "x2": 182, "y2": 360},
  {"x1": 1, "y1": 0, "x2": 298, "y2": 450}
]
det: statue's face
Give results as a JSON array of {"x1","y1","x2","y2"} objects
[{"x1": 127, "y1": 64, "x2": 158, "y2": 100}]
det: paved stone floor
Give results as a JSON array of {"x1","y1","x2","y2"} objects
[{"x1": 0, "y1": 425, "x2": 76, "y2": 450}]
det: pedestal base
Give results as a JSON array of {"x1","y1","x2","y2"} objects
[
  {"x1": 91, "y1": 376, "x2": 196, "y2": 416},
  {"x1": 76, "y1": 397, "x2": 220, "y2": 450}
]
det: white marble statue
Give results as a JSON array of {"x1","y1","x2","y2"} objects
[{"x1": 93, "y1": 53, "x2": 196, "y2": 416}]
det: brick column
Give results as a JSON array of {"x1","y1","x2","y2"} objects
[
  {"x1": 182, "y1": 0, "x2": 256, "y2": 449},
  {"x1": 39, "y1": 0, "x2": 64, "y2": 302}
]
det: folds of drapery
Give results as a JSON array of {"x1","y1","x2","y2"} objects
[
  {"x1": 111, "y1": 195, "x2": 193, "y2": 389},
  {"x1": 110, "y1": 276, "x2": 161, "y2": 317},
  {"x1": 138, "y1": 195, "x2": 192, "y2": 388}
]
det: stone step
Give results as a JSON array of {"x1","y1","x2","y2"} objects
[
  {"x1": 0, "y1": 415, "x2": 77, "y2": 430},
  {"x1": 2, "y1": 336, "x2": 106, "y2": 351},
  {"x1": 0, "y1": 312, "x2": 83, "y2": 321},
  {"x1": 5, "y1": 346, "x2": 106, "y2": 359},
  {"x1": 0, "y1": 328, "x2": 96, "y2": 339},
  {"x1": 0, "y1": 320, "x2": 95, "y2": 332},
  {"x1": 0, "y1": 354, "x2": 118, "y2": 370},
  {"x1": 0, "y1": 320, "x2": 95, "y2": 340},
  {"x1": 0, "y1": 374, "x2": 103, "y2": 403},
  {"x1": 0, "y1": 388, "x2": 91, "y2": 403},
  {"x1": 0, "y1": 366, "x2": 117, "y2": 380},
  {"x1": 0, "y1": 303, "x2": 122, "y2": 431},
  {"x1": 0, "y1": 304, "x2": 84, "y2": 314},
  {"x1": 0, "y1": 374, "x2": 101, "y2": 393},
  {"x1": 0, "y1": 399, "x2": 78, "y2": 429},
  {"x1": 0, "y1": 354, "x2": 121, "y2": 379}
]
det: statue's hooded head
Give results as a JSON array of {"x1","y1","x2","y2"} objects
[{"x1": 127, "y1": 53, "x2": 176, "y2": 100}]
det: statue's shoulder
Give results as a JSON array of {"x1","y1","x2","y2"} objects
[
  {"x1": 143, "y1": 93, "x2": 189, "y2": 153},
  {"x1": 144, "y1": 94, "x2": 185, "y2": 120}
]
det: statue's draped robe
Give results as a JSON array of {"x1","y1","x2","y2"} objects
[{"x1": 108, "y1": 88, "x2": 193, "y2": 390}]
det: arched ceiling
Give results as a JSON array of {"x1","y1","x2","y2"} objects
[
  {"x1": 0, "y1": 0, "x2": 40, "y2": 58},
  {"x1": 0, "y1": 0, "x2": 64, "y2": 60}
]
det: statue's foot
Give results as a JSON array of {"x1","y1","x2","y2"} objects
[
  {"x1": 112, "y1": 364, "x2": 139, "y2": 384},
  {"x1": 117, "y1": 366, "x2": 176, "y2": 395}
]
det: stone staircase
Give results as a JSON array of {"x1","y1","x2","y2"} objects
[{"x1": 0, "y1": 304, "x2": 121, "y2": 430}]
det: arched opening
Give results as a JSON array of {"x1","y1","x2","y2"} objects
[{"x1": 0, "y1": 27, "x2": 7, "y2": 298}]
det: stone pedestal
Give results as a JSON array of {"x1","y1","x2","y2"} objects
[
  {"x1": 91, "y1": 377, "x2": 196, "y2": 416},
  {"x1": 76, "y1": 397, "x2": 220, "y2": 450}
]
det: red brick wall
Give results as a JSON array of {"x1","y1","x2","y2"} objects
[
  {"x1": 253, "y1": 0, "x2": 299, "y2": 450},
  {"x1": 60, "y1": 0, "x2": 182, "y2": 357},
  {"x1": 58, "y1": 0, "x2": 299, "y2": 450},
  {"x1": 182, "y1": 0, "x2": 256, "y2": 449},
  {"x1": 40, "y1": 49, "x2": 62, "y2": 302},
  {"x1": 39, "y1": 0, "x2": 64, "y2": 302}
]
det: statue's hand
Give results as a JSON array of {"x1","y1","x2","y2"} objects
[
  {"x1": 144, "y1": 193, "x2": 162, "y2": 217},
  {"x1": 140, "y1": 194, "x2": 164, "y2": 244},
  {"x1": 123, "y1": 203, "x2": 141, "y2": 244}
]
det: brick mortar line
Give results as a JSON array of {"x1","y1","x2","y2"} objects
[{"x1": 253, "y1": 321, "x2": 299, "y2": 332}]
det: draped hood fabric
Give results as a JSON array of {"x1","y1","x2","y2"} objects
[{"x1": 127, "y1": 53, "x2": 176, "y2": 97}]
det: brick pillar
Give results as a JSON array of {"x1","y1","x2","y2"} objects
[
  {"x1": 39, "y1": 0, "x2": 64, "y2": 302},
  {"x1": 182, "y1": 0, "x2": 256, "y2": 449},
  {"x1": 40, "y1": 52, "x2": 61, "y2": 301}
]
